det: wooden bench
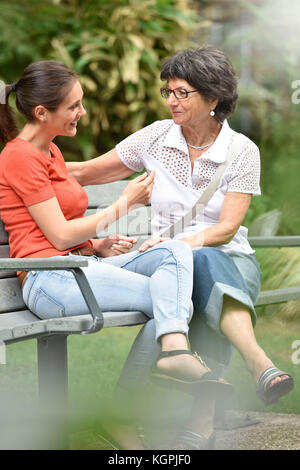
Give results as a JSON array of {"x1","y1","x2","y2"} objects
[{"x1": 1, "y1": 181, "x2": 300, "y2": 440}]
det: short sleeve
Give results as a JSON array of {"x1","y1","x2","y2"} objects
[
  {"x1": 3, "y1": 148, "x2": 55, "y2": 206},
  {"x1": 116, "y1": 122, "x2": 163, "y2": 172},
  {"x1": 227, "y1": 139, "x2": 261, "y2": 196}
]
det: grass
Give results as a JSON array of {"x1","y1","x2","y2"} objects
[
  {"x1": 0, "y1": 316, "x2": 299, "y2": 449},
  {"x1": 226, "y1": 315, "x2": 300, "y2": 414}
]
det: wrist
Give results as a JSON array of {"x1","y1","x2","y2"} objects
[
  {"x1": 182, "y1": 234, "x2": 204, "y2": 249},
  {"x1": 91, "y1": 238, "x2": 105, "y2": 256},
  {"x1": 117, "y1": 195, "x2": 131, "y2": 215}
]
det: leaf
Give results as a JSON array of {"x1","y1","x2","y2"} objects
[
  {"x1": 51, "y1": 38, "x2": 74, "y2": 68},
  {"x1": 119, "y1": 48, "x2": 141, "y2": 84}
]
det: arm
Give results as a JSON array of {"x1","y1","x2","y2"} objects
[
  {"x1": 28, "y1": 172, "x2": 154, "y2": 251},
  {"x1": 67, "y1": 148, "x2": 134, "y2": 186},
  {"x1": 180, "y1": 192, "x2": 252, "y2": 249}
]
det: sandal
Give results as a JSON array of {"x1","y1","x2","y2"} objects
[
  {"x1": 151, "y1": 350, "x2": 234, "y2": 399},
  {"x1": 97, "y1": 422, "x2": 145, "y2": 450},
  {"x1": 170, "y1": 428, "x2": 216, "y2": 450},
  {"x1": 257, "y1": 367, "x2": 294, "y2": 405}
]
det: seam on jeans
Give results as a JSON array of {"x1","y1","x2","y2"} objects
[
  {"x1": 33, "y1": 287, "x2": 66, "y2": 318},
  {"x1": 23, "y1": 271, "x2": 37, "y2": 308}
]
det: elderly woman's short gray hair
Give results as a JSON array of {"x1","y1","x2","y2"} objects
[{"x1": 160, "y1": 45, "x2": 238, "y2": 122}]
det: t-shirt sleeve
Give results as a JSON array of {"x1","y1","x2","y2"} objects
[
  {"x1": 227, "y1": 140, "x2": 261, "y2": 196},
  {"x1": 115, "y1": 123, "x2": 160, "y2": 172},
  {"x1": 3, "y1": 148, "x2": 56, "y2": 206}
]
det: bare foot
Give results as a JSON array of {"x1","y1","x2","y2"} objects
[{"x1": 250, "y1": 359, "x2": 289, "y2": 388}]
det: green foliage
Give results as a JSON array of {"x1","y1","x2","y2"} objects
[
  {"x1": 210, "y1": 0, "x2": 300, "y2": 237},
  {"x1": 50, "y1": 0, "x2": 200, "y2": 159},
  {"x1": 0, "y1": 0, "x2": 201, "y2": 159}
]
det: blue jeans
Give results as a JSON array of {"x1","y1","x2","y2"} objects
[{"x1": 22, "y1": 240, "x2": 193, "y2": 341}]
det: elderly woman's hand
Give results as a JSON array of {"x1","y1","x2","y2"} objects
[
  {"x1": 92, "y1": 235, "x2": 137, "y2": 257},
  {"x1": 138, "y1": 237, "x2": 170, "y2": 252},
  {"x1": 179, "y1": 234, "x2": 201, "y2": 250}
]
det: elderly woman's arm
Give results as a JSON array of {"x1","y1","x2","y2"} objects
[
  {"x1": 67, "y1": 148, "x2": 134, "y2": 186},
  {"x1": 180, "y1": 192, "x2": 252, "y2": 249}
]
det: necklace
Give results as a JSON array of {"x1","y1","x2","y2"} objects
[{"x1": 186, "y1": 141, "x2": 214, "y2": 151}]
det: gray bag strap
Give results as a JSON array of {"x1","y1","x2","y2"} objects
[{"x1": 160, "y1": 133, "x2": 244, "y2": 238}]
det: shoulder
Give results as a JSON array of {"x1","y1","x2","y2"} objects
[
  {"x1": 142, "y1": 119, "x2": 173, "y2": 140},
  {"x1": 119, "y1": 119, "x2": 173, "y2": 145},
  {"x1": 0, "y1": 138, "x2": 44, "y2": 169},
  {"x1": 232, "y1": 130, "x2": 260, "y2": 157}
]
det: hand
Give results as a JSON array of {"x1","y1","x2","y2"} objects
[
  {"x1": 121, "y1": 171, "x2": 155, "y2": 210},
  {"x1": 179, "y1": 235, "x2": 200, "y2": 249},
  {"x1": 92, "y1": 235, "x2": 137, "y2": 257},
  {"x1": 138, "y1": 236, "x2": 170, "y2": 252}
]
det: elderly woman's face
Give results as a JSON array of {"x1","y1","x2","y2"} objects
[{"x1": 165, "y1": 78, "x2": 217, "y2": 128}]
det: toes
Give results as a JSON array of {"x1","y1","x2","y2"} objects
[{"x1": 270, "y1": 375, "x2": 289, "y2": 387}]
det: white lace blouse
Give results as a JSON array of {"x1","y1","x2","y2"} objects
[{"x1": 116, "y1": 119, "x2": 261, "y2": 254}]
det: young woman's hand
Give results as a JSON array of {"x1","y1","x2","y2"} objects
[
  {"x1": 92, "y1": 235, "x2": 137, "y2": 257},
  {"x1": 138, "y1": 236, "x2": 170, "y2": 252},
  {"x1": 120, "y1": 171, "x2": 155, "y2": 210}
]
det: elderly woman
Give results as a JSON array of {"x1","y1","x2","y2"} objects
[{"x1": 68, "y1": 46, "x2": 294, "y2": 448}]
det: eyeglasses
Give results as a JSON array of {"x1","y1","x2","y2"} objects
[{"x1": 160, "y1": 87, "x2": 198, "y2": 100}]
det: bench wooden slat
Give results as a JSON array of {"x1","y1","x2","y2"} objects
[
  {"x1": 84, "y1": 182, "x2": 127, "y2": 207},
  {"x1": 0, "y1": 220, "x2": 8, "y2": 245},
  {"x1": 255, "y1": 286, "x2": 300, "y2": 306},
  {"x1": 0, "y1": 245, "x2": 14, "y2": 278},
  {"x1": 249, "y1": 236, "x2": 300, "y2": 247},
  {"x1": 85, "y1": 206, "x2": 152, "y2": 238},
  {"x1": 0, "y1": 278, "x2": 25, "y2": 313}
]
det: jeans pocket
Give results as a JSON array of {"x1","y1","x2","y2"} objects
[{"x1": 32, "y1": 288, "x2": 65, "y2": 319}]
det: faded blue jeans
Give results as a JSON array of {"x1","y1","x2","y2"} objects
[{"x1": 22, "y1": 240, "x2": 193, "y2": 341}]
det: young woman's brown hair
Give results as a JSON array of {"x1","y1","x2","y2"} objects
[{"x1": 0, "y1": 61, "x2": 77, "y2": 145}]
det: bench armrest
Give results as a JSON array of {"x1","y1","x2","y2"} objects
[
  {"x1": 0, "y1": 257, "x2": 103, "y2": 335},
  {"x1": 0, "y1": 256, "x2": 88, "y2": 270}
]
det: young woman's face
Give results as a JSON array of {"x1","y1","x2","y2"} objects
[{"x1": 47, "y1": 80, "x2": 86, "y2": 137}]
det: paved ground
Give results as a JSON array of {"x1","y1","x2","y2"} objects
[
  {"x1": 215, "y1": 411, "x2": 300, "y2": 450},
  {"x1": 70, "y1": 411, "x2": 300, "y2": 450}
]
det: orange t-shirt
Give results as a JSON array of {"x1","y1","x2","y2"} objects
[{"x1": 0, "y1": 137, "x2": 92, "y2": 259}]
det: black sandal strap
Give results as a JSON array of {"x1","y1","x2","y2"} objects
[
  {"x1": 157, "y1": 350, "x2": 209, "y2": 370},
  {"x1": 158, "y1": 350, "x2": 195, "y2": 359}
]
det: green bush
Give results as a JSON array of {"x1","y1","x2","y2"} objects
[{"x1": 0, "y1": 0, "x2": 202, "y2": 159}]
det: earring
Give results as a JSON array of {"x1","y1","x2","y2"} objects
[
  {"x1": 43, "y1": 119, "x2": 47, "y2": 123},
  {"x1": 210, "y1": 110, "x2": 215, "y2": 116}
]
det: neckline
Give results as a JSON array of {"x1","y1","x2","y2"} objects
[{"x1": 14, "y1": 137, "x2": 54, "y2": 159}]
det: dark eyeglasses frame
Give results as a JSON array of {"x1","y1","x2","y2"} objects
[{"x1": 160, "y1": 87, "x2": 198, "y2": 100}]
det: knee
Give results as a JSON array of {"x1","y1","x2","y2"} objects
[
  {"x1": 193, "y1": 247, "x2": 214, "y2": 261},
  {"x1": 159, "y1": 239, "x2": 193, "y2": 264},
  {"x1": 193, "y1": 247, "x2": 220, "y2": 269}
]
